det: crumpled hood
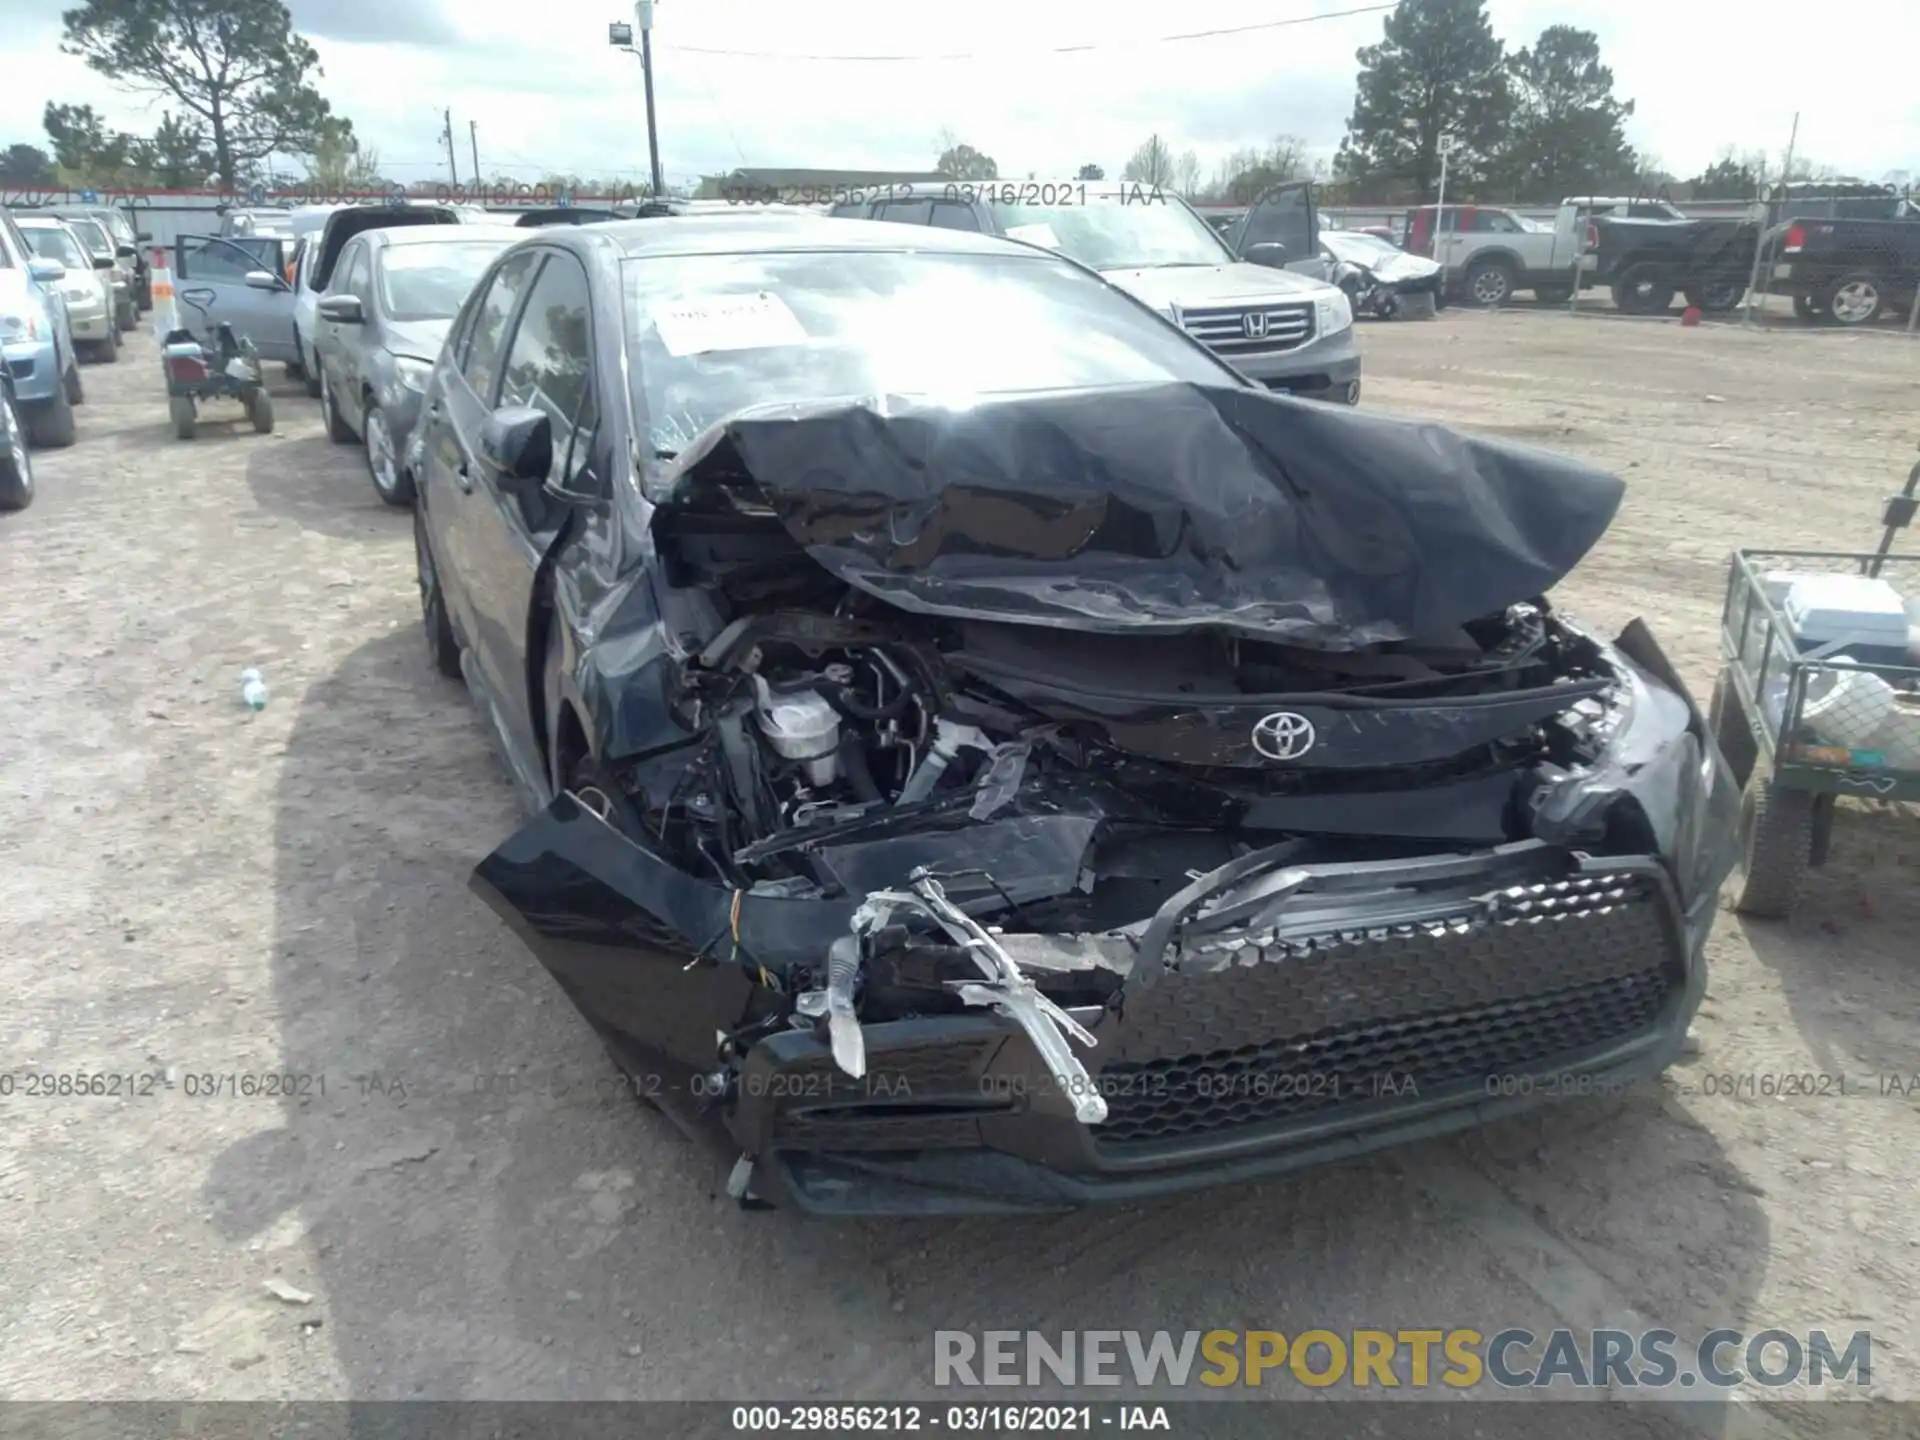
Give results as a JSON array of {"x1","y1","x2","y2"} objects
[
  {"x1": 652, "y1": 382, "x2": 1625, "y2": 649},
  {"x1": 1097, "y1": 262, "x2": 1334, "y2": 310},
  {"x1": 1366, "y1": 251, "x2": 1441, "y2": 282}
]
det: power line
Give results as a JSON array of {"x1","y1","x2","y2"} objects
[{"x1": 661, "y1": 2, "x2": 1396, "y2": 61}]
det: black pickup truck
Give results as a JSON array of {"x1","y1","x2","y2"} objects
[
  {"x1": 1763, "y1": 195, "x2": 1920, "y2": 324},
  {"x1": 1588, "y1": 185, "x2": 1920, "y2": 321}
]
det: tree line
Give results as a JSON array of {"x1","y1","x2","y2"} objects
[{"x1": 3, "y1": 0, "x2": 1880, "y2": 209}]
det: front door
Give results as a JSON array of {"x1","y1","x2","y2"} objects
[
  {"x1": 172, "y1": 235, "x2": 297, "y2": 361},
  {"x1": 1234, "y1": 182, "x2": 1331, "y2": 282},
  {"x1": 453, "y1": 247, "x2": 599, "y2": 778}
]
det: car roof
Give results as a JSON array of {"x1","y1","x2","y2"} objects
[
  {"x1": 581, "y1": 212, "x2": 1037, "y2": 259},
  {"x1": 366, "y1": 223, "x2": 526, "y2": 246},
  {"x1": 14, "y1": 215, "x2": 69, "y2": 228}
]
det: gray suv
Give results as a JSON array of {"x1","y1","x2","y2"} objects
[{"x1": 829, "y1": 181, "x2": 1360, "y2": 402}]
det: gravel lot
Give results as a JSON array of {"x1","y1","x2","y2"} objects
[{"x1": 3, "y1": 310, "x2": 1918, "y2": 1431}]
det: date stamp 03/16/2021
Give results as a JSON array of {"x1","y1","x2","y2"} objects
[
  {"x1": 8, "y1": 1064, "x2": 1920, "y2": 1108},
  {"x1": 718, "y1": 180, "x2": 1175, "y2": 209}
]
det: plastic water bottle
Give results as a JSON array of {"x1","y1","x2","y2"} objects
[{"x1": 240, "y1": 667, "x2": 268, "y2": 711}]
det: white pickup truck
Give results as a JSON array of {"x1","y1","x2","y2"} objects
[{"x1": 1404, "y1": 196, "x2": 1686, "y2": 306}]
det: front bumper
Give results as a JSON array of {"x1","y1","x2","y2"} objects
[
  {"x1": 68, "y1": 305, "x2": 112, "y2": 341},
  {"x1": 730, "y1": 847, "x2": 1700, "y2": 1215},
  {"x1": 1224, "y1": 327, "x2": 1361, "y2": 404},
  {"x1": 3, "y1": 340, "x2": 62, "y2": 403}
]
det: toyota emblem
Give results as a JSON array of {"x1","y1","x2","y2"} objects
[
  {"x1": 1241, "y1": 310, "x2": 1271, "y2": 341},
  {"x1": 1251, "y1": 711, "x2": 1316, "y2": 761}
]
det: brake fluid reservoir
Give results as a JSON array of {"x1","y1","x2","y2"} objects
[{"x1": 753, "y1": 676, "x2": 841, "y2": 786}]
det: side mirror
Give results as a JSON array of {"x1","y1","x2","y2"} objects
[
  {"x1": 480, "y1": 405, "x2": 552, "y2": 484},
  {"x1": 117, "y1": 243, "x2": 138, "y2": 259},
  {"x1": 316, "y1": 291, "x2": 362, "y2": 319},
  {"x1": 94, "y1": 255, "x2": 117, "y2": 270},
  {"x1": 137, "y1": 231, "x2": 153, "y2": 243},
  {"x1": 1243, "y1": 242, "x2": 1289, "y2": 268},
  {"x1": 27, "y1": 257, "x2": 66, "y2": 283}
]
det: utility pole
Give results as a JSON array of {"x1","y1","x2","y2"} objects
[
  {"x1": 444, "y1": 109, "x2": 459, "y2": 186},
  {"x1": 469, "y1": 121, "x2": 481, "y2": 191},
  {"x1": 610, "y1": 4, "x2": 665, "y2": 198}
]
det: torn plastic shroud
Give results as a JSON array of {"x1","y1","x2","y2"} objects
[{"x1": 650, "y1": 380, "x2": 1626, "y2": 649}]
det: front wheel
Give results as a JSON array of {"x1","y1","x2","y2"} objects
[
  {"x1": 248, "y1": 387, "x2": 275, "y2": 434},
  {"x1": 26, "y1": 384, "x2": 76, "y2": 449},
  {"x1": 1612, "y1": 264, "x2": 1676, "y2": 315},
  {"x1": 364, "y1": 405, "x2": 414, "y2": 507},
  {"x1": 1729, "y1": 774, "x2": 1816, "y2": 919},
  {"x1": 414, "y1": 503, "x2": 463, "y2": 679},
  {"x1": 0, "y1": 390, "x2": 35, "y2": 510},
  {"x1": 169, "y1": 395, "x2": 197, "y2": 440},
  {"x1": 64, "y1": 358, "x2": 84, "y2": 406}
]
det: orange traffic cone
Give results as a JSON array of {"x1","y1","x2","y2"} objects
[
  {"x1": 1681, "y1": 305, "x2": 1702, "y2": 327},
  {"x1": 148, "y1": 246, "x2": 178, "y2": 340}
]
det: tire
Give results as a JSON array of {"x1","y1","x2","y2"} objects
[
  {"x1": 169, "y1": 395, "x2": 197, "y2": 440},
  {"x1": 1686, "y1": 276, "x2": 1744, "y2": 313},
  {"x1": 1611, "y1": 264, "x2": 1676, "y2": 315},
  {"x1": 414, "y1": 503, "x2": 463, "y2": 679},
  {"x1": 248, "y1": 387, "x2": 275, "y2": 434},
  {"x1": 1464, "y1": 258, "x2": 1515, "y2": 307},
  {"x1": 25, "y1": 384, "x2": 76, "y2": 449},
  {"x1": 64, "y1": 358, "x2": 84, "y2": 406},
  {"x1": 0, "y1": 389, "x2": 34, "y2": 511},
  {"x1": 1728, "y1": 773, "x2": 1815, "y2": 920},
  {"x1": 302, "y1": 338, "x2": 323, "y2": 398},
  {"x1": 1533, "y1": 284, "x2": 1574, "y2": 306},
  {"x1": 1792, "y1": 292, "x2": 1819, "y2": 321},
  {"x1": 320, "y1": 365, "x2": 354, "y2": 444},
  {"x1": 1822, "y1": 272, "x2": 1885, "y2": 326},
  {"x1": 82, "y1": 339, "x2": 114, "y2": 364},
  {"x1": 363, "y1": 404, "x2": 415, "y2": 507},
  {"x1": 1397, "y1": 291, "x2": 1438, "y2": 321},
  {"x1": 1708, "y1": 671, "x2": 1756, "y2": 790}
]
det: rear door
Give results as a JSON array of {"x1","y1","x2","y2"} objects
[
  {"x1": 315, "y1": 239, "x2": 374, "y2": 432},
  {"x1": 1233, "y1": 182, "x2": 1330, "y2": 281},
  {"x1": 173, "y1": 234, "x2": 296, "y2": 361}
]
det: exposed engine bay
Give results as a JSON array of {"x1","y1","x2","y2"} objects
[{"x1": 640, "y1": 589, "x2": 1623, "y2": 899}]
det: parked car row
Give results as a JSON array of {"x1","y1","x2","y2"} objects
[{"x1": 3, "y1": 207, "x2": 92, "y2": 507}]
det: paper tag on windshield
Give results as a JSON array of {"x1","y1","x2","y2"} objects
[
  {"x1": 650, "y1": 291, "x2": 807, "y2": 357},
  {"x1": 1004, "y1": 222, "x2": 1061, "y2": 250}
]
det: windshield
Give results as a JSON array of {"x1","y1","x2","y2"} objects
[
  {"x1": 378, "y1": 240, "x2": 517, "y2": 322},
  {"x1": 983, "y1": 194, "x2": 1230, "y2": 270},
  {"x1": 66, "y1": 218, "x2": 112, "y2": 258},
  {"x1": 22, "y1": 226, "x2": 87, "y2": 269},
  {"x1": 624, "y1": 248, "x2": 1239, "y2": 460}
]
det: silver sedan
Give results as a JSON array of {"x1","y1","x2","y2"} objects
[{"x1": 311, "y1": 225, "x2": 525, "y2": 506}]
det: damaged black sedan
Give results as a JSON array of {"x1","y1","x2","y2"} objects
[{"x1": 411, "y1": 214, "x2": 1740, "y2": 1215}]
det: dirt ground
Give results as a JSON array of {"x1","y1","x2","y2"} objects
[{"x1": 3, "y1": 308, "x2": 1919, "y2": 1432}]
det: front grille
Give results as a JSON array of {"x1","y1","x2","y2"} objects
[
  {"x1": 1179, "y1": 301, "x2": 1315, "y2": 355},
  {"x1": 1096, "y1": 869, "x2": 1683, "y2": 1144}
]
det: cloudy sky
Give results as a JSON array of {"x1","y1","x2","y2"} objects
[{"x1": 2, "y1": 0, "x2": 1916, "y2": 190}]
